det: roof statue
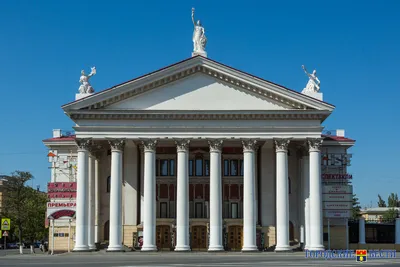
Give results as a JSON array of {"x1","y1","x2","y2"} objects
[
  {"x1": 78, "y1": 67, "x2": 96, "y2": 94},
  {"x1": 301, "y1": 65, "x2": 320, "y2": 93},
  {"x1": 191, "y1": 8, "x2": 207, "y2": 57},
  {"x1": 301, "y1": 65, "x2": 323, "y2": 101}
]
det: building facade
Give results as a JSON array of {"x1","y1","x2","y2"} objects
[{"x1": 43, "y1": 55, "x2": 355, "y2": 252}]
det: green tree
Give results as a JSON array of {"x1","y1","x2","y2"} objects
[
  {"x1": 378, "y1": 194, "x2": 387, "y2": 207},
  {"x1": 388, "y1": 193, "x2": 400, "y2": 207},
  {"x1": 23, "y1": 187, "x2": 48, "y2": 244},
  {"x1": 382, "y1": 207, "x2": 398, "y2": 221},
  {"x1": 351, "y1": 194, "x2": 362, "y2": 219},
  {"x1": 0, "y1": 171, "x2": 46, "y2": 252}
]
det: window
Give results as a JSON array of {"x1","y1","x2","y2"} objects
[
  {"x1": 230, "y1": 160, "x2": 239, "y2": 176},
  {"x1": 106, "y1": 176, "x2": 111, "y2": 193},
  {"x1": 156, "y1": 160, "x2": 160, "y2": 176},
  {"x1": 231, "y1": 203, "x2": 238, "y2": 219},
  {"x1": 160, "y1": 160, "x2": 168, "y2": 176},
  {"x1": 205, "y1": 160, "x2": 210, "y2": 176},
  {"x1": 240, "y1": 159, "x2": 244, "y2": 176},
  {"x1": 195, "y1": 159, "x2": 203, "y2": 176},
  {"x1": 160, "y1": 202, "x2": 168, "y2": 218},
  {"x1": 195, "y1": 202, "x2": 203, "y2": 218},
  {"x1": 223, "y1": 160, "x2": 229, "y2": 176},
  {"x1": 189, "y1": 160, "x2": 194, "y2": 176},
  {"x1": 169, "y1": 159, "x2": 175, "y2": 176}
]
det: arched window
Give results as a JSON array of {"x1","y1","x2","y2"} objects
[
  {"x1": 288, "y1": 177, "x2": 291, "y2": 194},
  {"x1": 106, "y1": 176, "x2": 111, "y2": 193}
]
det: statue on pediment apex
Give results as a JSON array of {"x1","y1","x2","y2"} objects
[
  {"x1": 191, "y1": 8, "x2": 207, "y2": 54},
  {"x1": 79, "y1": 67, "x2": 96, "y2": 94},
  {"x1": 302, "y1": 65, "x2": 320, "y2": 93}
]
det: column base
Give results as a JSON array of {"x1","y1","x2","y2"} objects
[
  {"x1": 307, "y1": 245, "x2": 325, "y2": 251},
  {"x1": 174, "y1": 246, "x2": 191, "y2": 252},
  {"x1": 88, "y1": 244, "x2": 97, "y2": 251},
  {"x1": 274, "y1": 245, "x2": 293, "y2": 252},
  {"x1": 106, "y1": 245, "x2": 125, "y2": 252},
  {"x1": 72, "y1": 245, "x2": 91, "y2": 252},
  {"x1": 141, "y1": 245, "x2": 158, "y2": 252},
  {"x1": 208, "y1": 245, "x2": 225, "y2": 252},
  {"x1": 242, "y1": 245, "x2": 258, "y2": 252}
]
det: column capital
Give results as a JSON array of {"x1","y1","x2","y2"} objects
[
  {"x1": 208, "y1": 139, "x2": 223, "y2": 153},
  {"x1": 108, "y1": 138, "x2": 126, "y2": 152},
  {"x1": 141, "y1": 139, "x2": 158, "y2": 152},
  {"x1": 242, "y1": 139, "x2": 258, "y2": 153},
  {"x1": 175, "y1": 139, "x2": 190, "y2": 153},
  {"x1": 307, "y1": 138, "x2": 323, "y2": 152},
  {"x1": 274, "y1": 138, "x2": 291, "y2": 152},
  {"x1": 76, "y1": 138, "x2": 92, "y2": 151}
]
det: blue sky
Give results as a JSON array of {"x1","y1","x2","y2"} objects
[{"x1": 0, "y1": 0, "x2": 399, "y2": 208}]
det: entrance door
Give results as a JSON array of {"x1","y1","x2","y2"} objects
[
  {"x1": 228, "y1": 225, "x2": 243, "y2": 251},
  {"x1": 156, "y1": 225, "x2": 171, "y2": 250},
  {"x1": 191, "y1": 226, "x2": 207, "y2": 250}
]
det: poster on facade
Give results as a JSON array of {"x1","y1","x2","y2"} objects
[
  {"x1": 137, "y1": 231, "x2": 143, "y2": 248},
  {"x1": 323, "y1": 202, "x2": 352, "y2": 210},
  {"x1": 324, "y1": 210, "x2": 351, "y2": 218},
  {"x1": 47, "y1": 202, "x2": 76, "y2": 219},
  {"x1": 323, "y1": 193, "x2": 353, "y2": 202},
  {"x1": 322, "y1": 185, "x2": 353, "y2": 194}
]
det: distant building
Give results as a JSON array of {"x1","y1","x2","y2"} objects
[{"x1": 361, "y1": 207, "x2": 400, "y2": 220}]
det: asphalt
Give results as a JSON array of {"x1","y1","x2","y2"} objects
[{"x1": 0, "y1": 251, "x2": 400, "y2": 267}]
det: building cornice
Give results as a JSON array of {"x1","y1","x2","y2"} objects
[{"x1": 67, "y1": 110, "x2": 331, "y2": 121}]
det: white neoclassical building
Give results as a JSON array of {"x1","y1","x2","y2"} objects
[{"x1": 43, "y1": 53, "x2": 355, "y2": 252}]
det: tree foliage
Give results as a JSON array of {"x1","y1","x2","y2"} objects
[
  {"x1": 378, "y1": 194, "x2": 387, "y2": 207},
  {"x1": 388, "y1": 193, "x2": 400, "y2": 207},
  {"x1": 0, "y1": 171, "x2": 47, "y2": 244},
  {"x1": 351, "y1": 194, "x2": 362, "y2": 219},
  {"x1": 383, "y1": 207, "x2": 398, "y2": 221}
]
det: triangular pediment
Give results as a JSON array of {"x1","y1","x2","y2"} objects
[
  {"x1": 62, "y1": 56, "x2": 334, "y2": 113},
  {"x1": 103, "y1": 73, "x2": 293, "y2": 111}
]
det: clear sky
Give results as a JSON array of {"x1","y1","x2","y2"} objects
[{"x1": 0, "y1": 0, "x2": 399, "y2": 208}]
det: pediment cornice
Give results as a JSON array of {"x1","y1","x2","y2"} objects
[
  {"x1": 62, "y1": 56, "x2": 335, "y2": 113},
  {"x1": 68, "y1": 110, "x2": 330, "y2": 121}
]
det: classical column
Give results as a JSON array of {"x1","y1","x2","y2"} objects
[
  {"x1": 359, "y1": 217, "x2": 366, "y2": 245},
  {"x1": 94, "y1": 156, "x2": 101, "y2": 244},
  {"x1": 302, "y1": 155, "x2": 310, "y2": 250},
  {"x1": 307, "y1": 138, "x2": 325, "y2": 251},
  {"x1": 242, "y1": 139, "x2": 258, "y2": 252},
  {"x1": 73, "y1": 139, "x2": 91, "y2": 252},
  {"x1": 88, "y1": 154, "x2": 96, "y2": 250},
  {"x1": 141, "y1": 139, "x2": 158, "y2": 252},
  {"x1": 208, "y1": 139, "x2": 224, "y2": 251},
  {"x1": 175, "y1": 139, "x2": 191, "y2": 251},
  {"x1": 274, "y1": 138, "x2": 291, "y2": 252},
  {"x1": 107, "y1": 139, "x2": 125, "y2": 252}
]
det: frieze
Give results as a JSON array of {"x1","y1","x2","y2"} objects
[
  {"x1": 70, "y1": 113, "x2": 324, "y2": 121},
  {"x1": 86, "y1": 65, "x2": 309, "y2": 111}
]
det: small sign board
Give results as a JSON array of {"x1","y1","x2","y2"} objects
[
  {"x1": 1, "y1": 218, "x2": 10, "y2": 231},
  {"x1": 2, "y1": 231, "x2": 8, "y2": 237},
  {"x1": 324, "y1": 210, "x2": 351, "y2": 218}
]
